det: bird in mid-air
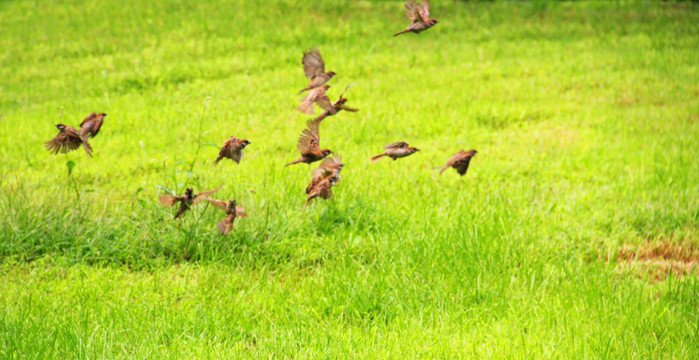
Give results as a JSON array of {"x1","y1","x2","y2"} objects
[
  {"x1": 393, "y1": 0, "x2": 439, "y2": 37},
  {"x1": 303, "y1": 155, "x2": 343, "y2": 210},
  {"x1": 298, "y1": 48, "x2": 336, "y2": 95},
  {"x1": 204, "y1": 198, "x2": 247, "y2": 235},
  {"x1": 310, "y1": 155, "x2": 344, "y2": 181},
  {"x1": 285, "y1": 118, "x2": 332, "y2": 167},
  {"x1": 315, "y1": 83, "x2": 359, "y2": 122},
  {"x1": 212, "y1": 137, "x2": 250, "y2": 166},
  {"x1": 158, "y1": 187, "x2": 220, "y2": 219},
  {"x1": 45, "y1": 112, "x2": 107, "y2": 157},
  {"x1": 440, "y1": 149, "x2": 477, "y2": 176},
  {"x1": 297, "y1": 84, "x2": 333, "y2": 115},
  {"x1": 371, "y1": 141, "x2": 420, "y2": 162}
]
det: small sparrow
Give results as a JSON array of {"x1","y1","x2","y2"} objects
[
  {"x1": 298, "y1": 48, "x2": 336, "y2": 95},
  {"x1": 306, "y1": 155, "x2": 344, "y2": 193},
  {"x1": 204, "y1": 198, "x2": 248, "y2": 235},
  {"x1": 159, "y1": 186, "x2": 220, "y2": 219},
  {"x1": 440, "y1": 149, "x2": 477, "y2": 176},
  {"x1": 212, "y1": 137, "x2": 250, "y2": 166},
  {"x1": 315, "y1": 83, "x2": 359, "y2": 122},
  {"x1": 371, "y1": 141, "x2": 420, "y2": 162},
  {"x1": 285, "y1": 118, "x2": 332, "y2": 167},
  {"x1": 297, "y1": 84, "x2": 334, "y2": 115},
  {"x1": 80, "y1": 112, "x2": 107, "y2": 138},
  {"x1": 304, "y1": 155, "x2": 344, "y2": 210},
  {"x1": 304, "y1": 173, "x2": 340, "y2": 210},
  {"x1": 393, "y1": 0, "x2": 439, "y2": 37},
  {"x1": 44, "y1": 112, "x2": 107, "y2": 157}
]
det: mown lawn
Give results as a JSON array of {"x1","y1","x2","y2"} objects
[{"x1": 0, "y1": 0, "x2": 697, "y2": 358}]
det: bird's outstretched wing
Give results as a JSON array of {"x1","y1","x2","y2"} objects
[
  {"x1": 384, "y1": 141, "x2": 409, "y2": 150},
  {"x1": 302, "y1": 48, "x2": 326, "y2": 79}
]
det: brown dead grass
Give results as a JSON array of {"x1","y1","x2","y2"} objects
[{"x1": 614, "y1": 239, "x2": 698, "y2": 281}]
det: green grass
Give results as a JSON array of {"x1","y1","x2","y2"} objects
[{"x1": 1, "y1": 0, "x2": 698, "y2": 358}]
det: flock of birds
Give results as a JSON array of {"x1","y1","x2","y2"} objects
[{"x1": 43, "y1": 1, "x2": 477, "y2": 235}]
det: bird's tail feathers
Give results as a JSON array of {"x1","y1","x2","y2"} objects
[
  {"x1": 297, "y1": 102, "x2": 315, "y2": 115},
  {"x1": 393, "y1": 29, "x2": 410, "y2": 37},
  {"x1": 285, "y1": 159, "x2": 302, "y2": 167},
  {"x1": 81, "y1": 138, "x2": 93, "y2": 157},
  {"x1": 371, "y1": 153, "x2": 386, "y2": 162},
  {"x1": 216, "y1": 217, "x2": 233, "y2": 235}
]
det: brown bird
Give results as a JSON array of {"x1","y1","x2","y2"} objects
[
  {"x1": 303, "y1": 155, "x2": 344, "y2": 210},
  {"x1": 315, "y1": 83, "x2": 359, "y2": 123},
  {"x1": 371, "y1": 141, "x2": 420, "y2": 162},
  {"x1": 158, "y1": 186, "x2": 220, "y2": 219},
  {"x1": 311, "y1": 155, "x2": 344, "y2": 180},
  {"x1": 297, "y1": 84, "x2": 333, "y2": 115},
  {"x1": 440, "y1": 149, "x2": 477, "y2": 176},
  {"x1": 304, "y1": 173, "x2": 340, "y2": 210},
  {"x1": 204, "y1": 198, "x2": 248, "y2": 235},
  {"x1": 80, "y1": 112, "x2": 107, "y2": 138},
  {"x1": 393, "y1": 0, "x2": 439, "y2": 37},
  {"x1": 212, "y1": 137, "x2": 250, "y2": 166},
  {"x1": 285, "y1": 118, "x2": 332, "y2": 167},
  {"x1": 44, "y1": 112, "x2": 107, "y2": 157},
  {"x1": 298, "y1": 48, "x2": 336, "y2": 95}
]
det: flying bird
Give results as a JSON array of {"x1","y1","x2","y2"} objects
[
  {"x1": 371, "y1": 141, "x2": 420, "y2": 162},
  {"x1": 80, "y1": 112, "x2": 107, "y2": 138},
  {"x1": 315, "y1": 83, "x2": 359, "y2": 122},
  {"x1": 303, "y1": 155, "x2": 344, "y2": 210},
  {"x1": 204, "y1": 198, "x2": 248, "y2": 235},
  {"x1": 298, "y1": 48, "x2": 336, "y2": 95},
  {"x1": 304, "y1": 173, "x2": 340, "y2": 210},
  {"x1": 297, "y1": 84, "x2": 333, "y2": 115},
  {"x1": 44, "y1": 112, "x2": 107, "y2": 157},
  {"x1": 394, "y1": 0, "x2": 439, "y2": 37},
  {"x1": 285, "y1": 118, "x2": 332, "y2": 167},
  {"x1": 158, "y1": 186, "x2": 220, "y2": 219},
  {"x1": 440, "y1": 149, "x2": 477, "y2": 176},
  {"x1": 212, "y1": 137, "x2": 250, "y2": 166}
]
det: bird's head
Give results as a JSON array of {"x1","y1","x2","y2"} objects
[
  {"x1": 227, "y1": 200, "x2": 237, "y2": 212},
  {"x1": 97, "y1": 113, "x2": 107, "y2": 119},
  {"x1": 55, "y1": 123, "x2": 68, "y2": 132},
  {"x1": 428, "y1": 19, "x2": 439, "y2": 26},
  {"x1": 327, "y1": 71, "x2": 336, "y2": 78},
  {"x1": 321, "y1": 149, "x2": 332, "y2": 157},
  {"x1": 185, "y1": 187, "x2": 194, "y2": 197},
  {"x1": 240, "y1": 139, "x2": 251, "y2": 147},
  {"x1": 466, "y1": 149, "x2": 478, "y2": 158},
  {"x1": 411, "y1": 147, "x2": 420, "y2": 153}
]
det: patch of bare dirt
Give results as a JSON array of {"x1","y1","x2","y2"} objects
[{"x1": 614, "y1": 239, "x2": 698, "y2": 281}]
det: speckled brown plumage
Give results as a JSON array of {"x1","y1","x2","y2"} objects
[
  {"x1": 285, "y1": 118, "x2": 332, "y2": 167},
  {"x1": 371, "y1": 141, "x2": 420, "y2": 162},
  {"x1": 440, "y1": 149, "x2": 477, "y2": 176},
  {"x1": 158, "y1": 187, "x2": 220, "y2": 219}
]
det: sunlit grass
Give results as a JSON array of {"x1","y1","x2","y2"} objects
[{"x1": 0, "y1": 0, "x2": 697, "y2": 358}]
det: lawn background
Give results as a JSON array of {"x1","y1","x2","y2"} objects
[{"x1": 0, "y1": 0, "x2": 698, "y2": 358}]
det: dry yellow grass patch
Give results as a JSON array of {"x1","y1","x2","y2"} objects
[{"x1": 615, "y1": 239, "x2": 698, "y2": 281}]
